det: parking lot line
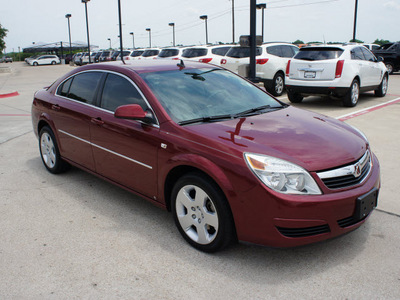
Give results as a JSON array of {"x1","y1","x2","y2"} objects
[
  {"x1": 0, "y1": 113, "x2": 31, "y2": 117},
  {"x1": 337, "y1": 97, "x2": 400, "y2": 121}
]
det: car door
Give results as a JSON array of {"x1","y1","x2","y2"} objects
[
  {"x1": 351, "y1": 47, "x2": 371, "y2": 86},
  {"x1": 52, "y1": 71, "x2": 104, "y2": 170},
  {"x1": 89, "y1": 72, "x2": 159, "y2": 199},
  {"x1": 361, "y1": 47, "x2": 382, "y2": 86}
]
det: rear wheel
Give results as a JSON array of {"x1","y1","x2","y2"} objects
[
  {"x1": 385, "y1": 62, "x2": 394, "y2": 75},
  {"x1": 266, "y1": 73, "x2": 285, "y2": 96},
  {"x1": 171, "y1": 172, "x2": 235, "y2": 252},
  {"x1": 33, "y1": 62, "x2": 38, "y2": 66},
  {"x1": 39, "y1": 126, "x2": 69, "y2": 174},
  {"x1": 374, "y1": 75, "x2": 388, "y2": 97},
  {"x1": 287, "y1": 91, "x2": 304, "y2": 103},
  {"x1": 51, "y1": 61, "x2": 56, "y2": 65},
  {"x1": 343, "y1": 79, "x2": 359, "y2": 107}
]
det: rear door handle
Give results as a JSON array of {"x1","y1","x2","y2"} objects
[
  {"x1": 91, "y1": 117, "x2": 104, "y2": 125},
  {"x1": 51, "y1": 104, "x2": 60, "y2": 111}
]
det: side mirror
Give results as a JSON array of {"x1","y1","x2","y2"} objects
[
  {"x1": 114, "y1": 104, "x2": 154, "y2": 124},
  {"x1": 377, "y1": 56, "x2": 384, "y2": 62}
]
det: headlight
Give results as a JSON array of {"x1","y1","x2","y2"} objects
[{"x1": 244, "y1": 153, "x2": 321, "y2": 195}]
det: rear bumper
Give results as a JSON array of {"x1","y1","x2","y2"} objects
[{"x1": 286, "y1": 84, "x2": 349, "y2": 97}]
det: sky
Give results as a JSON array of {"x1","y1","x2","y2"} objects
[{"x1": 1, "y1": 0, "x2": 400, "y2": 53}]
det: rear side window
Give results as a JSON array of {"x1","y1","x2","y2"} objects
[
  {"x1": 266, "y1": 46, "x2": 282, "y2": 57},
  {"x1": 61, "y1": 72, "x2": 103, "y2": 104},
  {"x1": 294, "y1": 48, "x2": 344, "y2": 61},
  {"x1": 351, "y1": 47, "x2": 365, "y2": 60},
  {"x1": 58, "y1": 78, "x2": 73, "y2": 97},
  {"x1": 158, "y1": 49, "x2": 179, "y2": 57},
  {"x1": 182, "y1": 48, "x2": 208, "y2": 58},
  {"x1": 211, "y1": 47, "x2": 231, "y2": 56},
  {"x1": 100, "y1": 74, "x2": 148, "y2": 112},
  {"x1": 226, "y1": 47, "x2": 262, "y2": 58}
]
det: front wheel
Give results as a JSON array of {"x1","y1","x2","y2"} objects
[
  {"x1": 171, "y1": 173, "x2": 235, "y2": 252},
  {"x1": 385, "y1": 62, "x2": 394, "y2": 75},
  {"x1": 33, "y1": 62, "x2": 38, "y2": 66},
  {"x1": 39, "y1": 126, "x2": 69, "y2": 174},
  {"x1": 374, "y1": 75, "x2": 388, "y2": 97},
  {"x1": 343, "y1": 79, "x2": 359, "y2": 107},
  {"x1": 51, "y1": 61, "x2": 56, "y2": 65}
]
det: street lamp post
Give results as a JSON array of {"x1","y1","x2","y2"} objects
[
  {"x1": 231, "y1": 0, "x2": 235, "y2": 44},
  {"x1": 65, "y1": 14, "x2": 72, "y2": 57},
  {"x1": 146, "y1": 28, "x2": 151, "y2": 48},
  {"x1": 130, "y1": 32, "x2": 135, "y2": 49},
  {"x1": 352, "y1": 0, "x2": 358, "y2": 42},
  {"x1": 169, "y1": 23, "x2": 175, "y2": 47},
  {"x1": 256, "y1": 3, "x2": 266, "y2": 42},
  {"x1": 107, "y1": 38, "x2": 111, "y2": 49},
  {"x1": 199, "y1": 15, "x2": 208, "y2": 45},
  {"x1": 81, "y1": 0, "x2": 91, "y2": 63}
]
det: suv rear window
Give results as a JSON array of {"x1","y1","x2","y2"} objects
[
  {"x1": 182, "y1": 48, "x2": 208, "y2": 58},
  {"x1": 211, "y1": 47, "x2": 231, "y2": 56},
  {"x1": 226, "y1": 47, "x2": 262, "y2": 58},
  {"x1": 159, "y1": 49, "x2": 179, "y2": 57},
  {"x1": 142, "y1": 50, "x2": 159, "y2": 57},
  {"x1": 130, "y1": 50, "x2": 144, "y2": 57},
  {"x1": 294, "y1": 47, "x2": 344, "y2": 61}
]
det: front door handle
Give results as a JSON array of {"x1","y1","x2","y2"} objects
[
  {"x1": 91, "y1": 117, "x2": 104, "y2": 125},
  {"x1": 51, "y1": 104, "x2": 60, "y2": 111}
]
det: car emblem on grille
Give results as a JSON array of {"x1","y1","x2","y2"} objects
[{"x1": 354, "y1": 163, "x2": 362, "y2": 177}]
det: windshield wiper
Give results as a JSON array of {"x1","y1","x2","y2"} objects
[
  {"x1": 178, "y1": 114, "x2": 233, "y2": 126},
  {"x1": 234, "y1": 105, "x2": 286, "y2": 118}
]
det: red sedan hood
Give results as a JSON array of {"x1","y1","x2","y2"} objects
[{"x1": 183, "y1": 106, "x2": 367, "y2": 171}]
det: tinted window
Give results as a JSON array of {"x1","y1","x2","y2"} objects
[
  {"x1": 142, "y1": 50, "x2": 160, "y2": 57},
  {"x1": 57, "y1": 77, "x2": 73, "y2": 97},
  {"x1": 130, "y1": 50, "x2": 144, "y2": 57},
  {"x1": 211, "y1": 47, "x2": 231, "y2": 56},
  {"x1": 158, "y1": 49, "x2": 179, "y2": 57},
  {"x1": 266, "y1": 46, "x2": 282, "y2": 57},
  {"x1": 351, "y1": 47, "x2": 365, "y2": 60},
  {"x1": 294, "y1": 47, "x2": 344, "y2": 60},
  {"x1": 101, "y1": 51, "x2": 110, "y2": 57},
  {"x1": 182, "y1": 48, "x2": 208, "y2": 58},
  {"x1": 67, "y1": 72, "x2": 103, "y2": 104},
  {"x1": 101, "y1": 74, "x2": 147, "y2": 112},
  {"x1": 281, "y1": 45, "x2": 296, "y2": 58},
  {"x1": 361, "y1": 47, "x2": 376, "y2": 62},
  {"x1": 225, "y1": 47, "x2": 262, "y2": 58}
]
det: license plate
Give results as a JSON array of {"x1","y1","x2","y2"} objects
[
  {"x1": 304, "y1": 71, "x2": 316, "y2": 78},
  {"x1": 355, "y1": 188, "x2": 378, "y2": 220}
]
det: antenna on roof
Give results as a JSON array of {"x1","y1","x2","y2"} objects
[{"x1": 177, "y1": 59, "x2": 185, "y2": 70}]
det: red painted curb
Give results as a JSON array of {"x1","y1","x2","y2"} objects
[
  {"x1": 338, "y1": 98, "x2": 400, "y2": 121},
  {"x1": 0, "y1": 91, "x2": 19, "y2": 98}
]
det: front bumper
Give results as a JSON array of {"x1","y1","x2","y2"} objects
[{"x1": 232, "y1": 153, "x2": 380, "y2": 247}]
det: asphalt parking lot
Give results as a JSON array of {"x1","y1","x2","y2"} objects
[{"x1": 1, "y1": 62, "x2": 399, "y2": 299}]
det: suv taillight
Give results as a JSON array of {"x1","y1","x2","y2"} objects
[
  {"x1": 221, "y1": 59, "x2": 227, "y2": 65},
  {"x1": 286, "y1": 60, "x2": 291, "y2": 77},
  {"x1": 199, "y1": 58, "x2": 212, "y2": 63},
  {"x1": 335, "y1": 60, "x2": 344, "y2": 78},
  {"x1": 256, "y1": 58, "x2": 269, "y2": 65}
]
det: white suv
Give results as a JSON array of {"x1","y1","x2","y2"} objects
[
  {"x1": 285, "y1": 44, "x2": 388, "y2": 107},
  {"x1": 221, "y1": 43, "x2": 299, "y2": 96},
  {"x1": 156, "y1": 47, "x2": 187, "y2": 60},
  {"x1": 29, "y1": 55, "x2": 60, "y2": 66},
  {"x1": 181, "y1": 45, "x2": 232, "y2": 65}
]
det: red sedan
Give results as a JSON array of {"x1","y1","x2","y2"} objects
[{"x1": 31, "y1": 60, "x2": 380, "y2": 252}]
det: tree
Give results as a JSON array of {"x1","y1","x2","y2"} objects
[
  {"x1": 349, "y1": 38, "x2": 364, "y2": 43},
  {"x1": 293, "y1": 39, "x2": 304, "y2": 45},
  {"x1": 0, "y1": 24, "x2": 8, "y2": 55},
  {"x1": 373, "y1": 39, "x2": 391, "y2": 46}
]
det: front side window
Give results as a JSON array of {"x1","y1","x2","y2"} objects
[
  {"x1": 351, "y1": 47, "x2": 365, "y2": 60},
  {"x1": 100, "y1": 74, "x2": 147, "y2": 112},
  {"x1": 64, "y1": 72, "x2": 103, "y2": 104},
  {"x1": 360, "y1": 47, "x2": 376, "y2": 62}
]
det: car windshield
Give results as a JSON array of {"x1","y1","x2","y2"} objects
[
  {"x1": 159, "y1": 49, "x2": 180, "y2": 57},
  {"x1": 182, "y1": 48, "x2": 208, "y2": 58},
  {"x1": 140, "y1": 67, "x2": 284, "y2": 124},
  {"x1": 142, "y1": 50, "x2": 159, "y2": 57},
  {"x1": 294, "y1": 47, "x2": 344, "y2": 60},
  {"x1": 226, "y1": 47, "x2": 262, "y2": 58}
]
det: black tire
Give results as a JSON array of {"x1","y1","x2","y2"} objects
[
  {"x1": 343, "y1": 79, "x2": 360, "y2": 107},
  {"x1": 39, "y1": 126, "x2": 69, "y2": 174},
  {"x1": 266, "y1": 73, "x2": 285, "y2": 97},
  {"x1": 33, "y1": 62, "x2": 38, "y2": 66},
  {"x1": 51, "y1": 61, "x2": 56, "y2": 65},
  {"x1": 374, "y1": 75, "x2": 388, "y2": 97},
  {"x1": 287, "y1": 91, "x2": 304, "y2": 103},
  {"x1": 385, "y1": 62, "x2": 394, "y2": 75},
  {"x1": 171, "y1": 172, "x2": 236, "y2": 252}
]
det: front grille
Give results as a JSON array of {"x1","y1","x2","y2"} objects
[
  {"x1": 337, "y1": 215, "x2": 368, "y2": 228},
  {"x1": 317, "y1": 151, "x2": 371, "y2": 190},
  {"x1": 277, "y1": 224, "x2": 330, "y2": 238}
]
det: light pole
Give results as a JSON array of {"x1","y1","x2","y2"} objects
[
  {"x1": 231, "y1": 0, "x2": 235, "y2": 44},
  {"x1": 146, "y1": 28, "x2": 151, "y2": 48},
  {"x1": 199, "y1": 15, "x2": 208, "y2": 45},
  {"x1": 130, "y1": 32, "x2": 135, "y2": 49},
  {"x1": 65, "y1": 14, "x2": 72, "y2": 57},
  {"x1": 107, "y1": 38, "x2": 111, "y2": 49},
  {"x1": 256, "y1": 3, "x2": 266, "y2": 42},
  {"x1": 352, "y1": 0, "x2": 358, "y2": 42},
  {"x1": 169, "y1": 23, "x2": 175, "y2": 47},
  {"x1": 81, "y1": 0, "x2": 91, "y2": 63},
  {"x1": 117, "y1": 0, "x2": 124, "y2": 63}
]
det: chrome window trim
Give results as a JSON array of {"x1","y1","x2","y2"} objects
[
  {"x1": 54, "y1": 69, "x2": 160, "y2": 126},
  {"x1": 317, "y1": 150, "x2": 371, "y2": 180},
  {"x1": 58, "y1": 129, "x2": 153, "y2": 170}
]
